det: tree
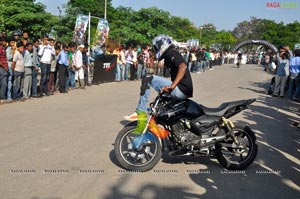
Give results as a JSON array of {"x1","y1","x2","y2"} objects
[
  {"x1": 215, "y1": 31, "x2": 237, "y2": 51},
  {"x1": 232, "y1": 17, "x2": 263, "y2": 42},
  {"x1": 108, "y1": 6, "x2": 198, "y2": 46},
  {"x1": 200, "y1": 23, "x2": 217, "y2": 47},
  {"x1": 0, "y1": 0, "x2": 54, "y2": 38}
]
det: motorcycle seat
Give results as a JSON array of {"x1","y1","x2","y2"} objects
[{"x1": 201, "y1": 100, "x2": 247, "y2": 116}]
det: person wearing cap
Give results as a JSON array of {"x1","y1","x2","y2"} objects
[
  {"x1": 38, "y1": 35, "x2": 55, "y2": 96},
  {"x1": 74, "y1": 44, "x2": 85, "y2": 89},
  {"x1": 12, "y1": 30, "x2": 21, "y2": 42},
  {"x1": 0, "y1": 37, "x2": 8, "y2": 104}
]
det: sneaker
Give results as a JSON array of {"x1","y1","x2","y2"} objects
[{"x1": 123, "y1": 112, "x2": 138, "y2": 121}]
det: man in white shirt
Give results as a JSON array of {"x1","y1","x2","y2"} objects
[
  {"x1": 120, "y1": 46, "x2": 126, "y2": 81},
  {"x1": 74, "y1": 44, "x2": 85, "y2": 89},
  {"x1": 38, "y1": 36, "x2": 55, "y2": 96}
]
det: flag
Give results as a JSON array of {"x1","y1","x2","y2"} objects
[
  {"x1": 73, "y1": 14, "x2": 89, "y2": 45},
  {"x1": 94, "y1": 18, "x2": 109, "y2": 47}
]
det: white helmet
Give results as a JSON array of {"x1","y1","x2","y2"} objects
[{"x1": 152, "y1": 34, "x2": 174, "y2": 60}]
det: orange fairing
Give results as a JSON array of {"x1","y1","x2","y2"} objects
[{"x1": 148, "y1": 117, "x2": 169, "y2": 139}]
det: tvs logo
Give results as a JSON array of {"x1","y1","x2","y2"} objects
[{"x1": 103, "y1": 62, "x2": 116, "y2": 72}]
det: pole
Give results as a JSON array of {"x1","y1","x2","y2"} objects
[
  {"x1": 104, "y1": 0, "x2": 107, "y2": 19},
  {"x1": 88, "y1": 12, "x2": 91, "y2": 54},
  {"x1": 199, "y1": 26, "x2": 203, "y2": 48}
]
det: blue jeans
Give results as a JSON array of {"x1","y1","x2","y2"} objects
[
  {"x1": 66, "y1": 69, "x2": 75, "y2": 90},
  {"x1": 40, "y1": 63, "x2": 51, "y2": 94},
  {"x1": 32, "y1": 67, "x2": 38, "y2": 96},
  {"x1": 290, "y1": 75, "x2": 300, "y2": 99},
  {"x1": 125, "y1": 63, "x2": 131, "y2": 80},
  {"x1": 120, "y1": 64, "x2": 125, "y2": 81},
  {"x1": 6, "y1": 63, "x2": 13, "y2": 99},
  {"x1": 188, "y1": 62, "x2": 192, "y2": 72},
  {"x1": 12, "y1": 71, "x2": 24, "y2": 99},
  {"x1": 0, "y1": 67, "x2": 8, "y2": 100},
  {"x1": 137, "y1": 64, "x2": 144, "y2": 79},
  {"x1": 199, "y1": 61, "x2": 205, "y2": 72},
  {"x1": 137, "y1": 75, "x2": 188, "y2": 112},
  {"x1": 115, "y1": 63, "x2": 121, "y2": 81}
]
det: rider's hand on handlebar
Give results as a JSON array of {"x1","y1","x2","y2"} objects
[{"x1": 161, "y1": 86, "x2": 174, "y2": 93}]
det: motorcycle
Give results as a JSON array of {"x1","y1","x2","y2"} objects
[{"x1": 114, "y1": 93, "x2": 258, "y2": 172}]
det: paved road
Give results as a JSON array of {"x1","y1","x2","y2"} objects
[{"x1": 0, "y1": 64, "x2": 299, "y2": 199}]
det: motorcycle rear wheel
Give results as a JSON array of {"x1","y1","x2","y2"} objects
[
  {"x1": 215, "y1": 123, "x2": 258, "y2": 170},
  {"x1": 114, "y1": 125, "x2": 162, "y2": 172}
]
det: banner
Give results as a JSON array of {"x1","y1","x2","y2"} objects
[
  {"x1": 93, "y1": 19, "x2": 109, "y2": 47},
  {"x1": 73, "y1": 14, "x2": 89, "y2": 45},
  {"x1": 93, "y1": 54, "x2": 117, "y2": 84}
]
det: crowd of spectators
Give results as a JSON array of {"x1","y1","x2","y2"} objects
[
  {"x1": 1, "y1": 30, "x2": 300, "y2": 108},
  {"x1": 0, "y1": 30, "x2": 92, "y2": 104}
]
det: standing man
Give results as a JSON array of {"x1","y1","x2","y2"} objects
[
  {"x1": 137, "y1": 48, "x2": 145, "y2": 80},
  {"x1": 32, "y1": 39, "x2": 40, "y2": 98},
  {"x1": 12, "y1": 42, "x2": 25, "y2": 100},
  {"x1": 66, "y1": 43, "x2": 76, "y2": 90},
  {"x1": 82, "y1": 45, "x2": 89, "y2": 86},
  {"x1": 5, "y1": 37, "x2": 15, "y2": 102},
  {"x1": 23, "y1": 42, "x2": 34, "y2": 99},
  {"x1": 74, "y1": 44, "x2": 85, "y2": 89},
  {"x1": 125, "y1": 46, "x2": 134, "y2": 80},
  {"x1": 120, "y1": 46, "x2": 126, "y2": 81},
  {"x1": 0, "y1": 37, "x2": 8, "y2": 104},
  {"x1": 38, "y1": 35, "x2": 55, "y2": 96},
  {"x1": 57, "y1": 44, "x2": 69, "y2": 93}
]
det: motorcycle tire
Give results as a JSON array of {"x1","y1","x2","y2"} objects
[
  {"x1": 215, "y1": 123, "x2": 258, "y2": 170},
  {"x1": 114, "y1": 125, "x2": 162, "y2": 172}
]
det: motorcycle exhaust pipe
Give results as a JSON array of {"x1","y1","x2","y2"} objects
[{"x1": 200, "y1": 135, "x2": 226, "y2": 148}]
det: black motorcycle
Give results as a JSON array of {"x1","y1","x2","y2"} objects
[{"x1": 114, "y1": 93, "x2": 258, "y2": 172}]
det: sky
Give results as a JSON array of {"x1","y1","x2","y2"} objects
[{"x1": 36, "y1": 0, "x2": 300, "y2": 31}]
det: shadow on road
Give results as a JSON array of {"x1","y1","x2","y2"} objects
[{"x1": 101, "y1": 174, "x2": 201, "y2": 199}]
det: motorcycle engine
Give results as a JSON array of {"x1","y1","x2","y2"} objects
[{"x1": 171, "y1": 120, "x2": 201, "y2": 147}]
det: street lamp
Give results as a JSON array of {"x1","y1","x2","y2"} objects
[
  {"x1": 57, "y1": 6, "x2": 62, "y2": 19},
  {"x1": 199, "y1": 26, "x2": 203, "y2": 47}
]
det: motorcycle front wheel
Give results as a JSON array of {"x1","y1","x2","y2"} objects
[
  {"x1": 114, "y1": 125, "x2": 162, "y2": 172},
  {"x1": 215, "y1": 123, "x2": 258, "y2": 170}
]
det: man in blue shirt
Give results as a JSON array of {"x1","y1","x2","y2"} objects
[{"x1": 57, "y1": 44, "x2": 69, "y2": 93}]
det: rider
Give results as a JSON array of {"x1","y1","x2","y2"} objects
[
  {"x1": 237, "y1": 51, "x2": 242, "y2": 68},
  {"x1": 124, "y1": 34, "x2": 193, "y2": 121}
]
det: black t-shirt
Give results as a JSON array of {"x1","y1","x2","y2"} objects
[{"x1": 163, "y1": 49, "x2": 193, "y2": 97}]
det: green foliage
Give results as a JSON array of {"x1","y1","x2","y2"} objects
[
  {"x1": 1, "y1": 0, "x2": 299, "y2": 50},
  {"x1": 108, "y1": 6, "x2": 198, "y2": 46},
  {"x1": 232, "y1": 17, "x2": 300, "y2": 49},
  {"x1": 0, "y1": 0, "x2": 54, "y2": 38},
  {"x1": 215, "y1": 31, "x2": 237, "y2": 50}
]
